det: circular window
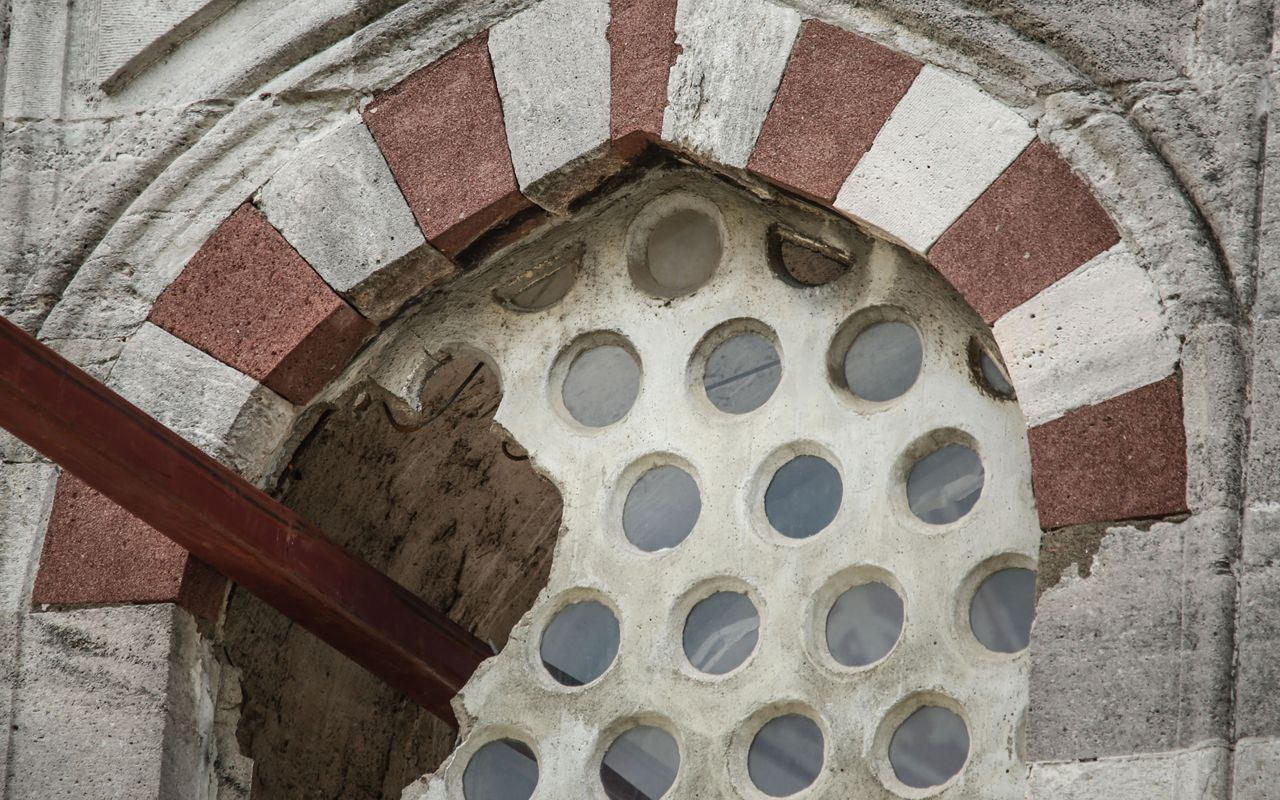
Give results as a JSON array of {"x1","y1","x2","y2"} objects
[
  {"x1": 683, "y1": 591, "x2": 759, "y2": 675},
  {"x1": 642, "y1": 208, "x2": 722, "y2": 297},
  {"x1": 462, "y1": 739, "x2": 538, "y2": 800},
  {"x1": 601, "y1": 726, "x2": 680, "y2": 799},
  {"x1": 843, "y1": 321, "x2": 922, "y2": 402},
  {"x1": 971, "y1": 567, "x2": 1037, "y2": 653},
  {"x1": 540, "y1": 600, "x2": 620, "y2": 686},
  {"x1": 906, "y1": 444, "x2": 984, "y2": 524},
  {"x1": 888, "y1": 706, "x2": 969, "y2": 789},
  {"x1": 826, "y1": 582, "x2": 904, "y2": 668},
  {"x1": 561, "y1": 343, "x2": 641, "y2": 427},
  {"x1": 747, "y1": 714, "x2": 825, "y2": 796},
  {"x1": 622, "y1": 464, "x2": 701, "y2": 552},
  {"x1": 764, "y1": 455, "x2": 842, "y2": 539},
  {"x1": 978, "y1": 349, "x2": 1015, "y2": 397},
  {"x1": 703, "y1": 332, "x2": 781, "y2": 414}
]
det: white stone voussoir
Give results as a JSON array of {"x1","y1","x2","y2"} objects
[
  {"x1": 994, "y1": 243, "x2": 1180, "y2": 426},
  {"x1": 107, "y1": 322, "x2": 296, "y2": 482},
  {"x1": 663, "y1": 0, "x2": 802, "y2": 167},
  {"x1": 256, "y1": 115, "x2": 428, "y2": 308},
  {"x1": 834, "y1": 65, "x2": 1034, "y2": 253},
  {"x1": 488, "y1": 0, "x2": 611, "y2": 190}
]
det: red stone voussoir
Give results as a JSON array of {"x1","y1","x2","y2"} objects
[
  {"x1": 32, "y1": 473, "x2": 226, "y2": 621},
  {"x1": 929, "y1": 139, "x2": 1120, "y2": 324},
  {"x1": 363, "y1": 31, "x2": 530, "y2": 257},
  {"x1": 749, "y1": 20, "x2": 921, "y2": 203},
  {"x1": 608, "y1": 0, "x2": 680, "y2": 141},
  {"x1": 149, "y1": 203, "x2": 373, "y2": 405},
  {"x1": 1029, "y1": 376, "x2": 1188, "y2": 530}
]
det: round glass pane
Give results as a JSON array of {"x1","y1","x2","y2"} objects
[
  {"x1": 463, "y1": 739, "x2": 538, "y2": 800},
  {"x1": 907, "y1": 444, "x2": 984, "y2": 524},
  {"x1": 645, "y1": 209, "x2": 721, "y2": 295},
  {"x1": 601, "y1": 726, "x2": 680, "y2": 800},
  {"x1": 979, "y1": 350, "x2": 1015, "y2": 397},
  {"x1": 888, "y1": 706, "x2": 969, "y2": 789},
  {"x1": 623, "y1": 465, "x2": 700, "y2": 552},
  {"x1": 826, "y1": 582, "x2": 904, "y2": 667},
  {"x1": 970, "y1": 568, "x2": 1036, "y2": 653},
  {"x1": 843, "y1": 321, "x2": 922, "y2": 402},
  {"x1": 562, "y1": 344, "x2": 641, "y2": 427},
  {"x1": 703, "y1": 332, "x2": 781, "y2": 413},
  {"x1": 540, "y1": 601, "x2": 620, "y2": 686},
  {"x1": 682, "y1": 591, "x2": 759, "y2": 675},
  {"x1": 748, "y1": 714, "x2": 825, "y2": 797},
  {"x1": 764, "y1": 455, "x2": 842, "y2": 539}
]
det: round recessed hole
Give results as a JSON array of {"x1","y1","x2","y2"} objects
[
  {"x1": 642, "y1": 207, "x2": 722, "y2": 297},
  {"x1": 562, "y1": 343, "x2": 641, "y2": 427},
  {"x1": 888, "y1": 706, "x2": 969, "y2": 790},
  {"x1": 462, "y1": 738, "x2": 538, "y2": 800},
  {"x1": 970, "y1": 567, "x2": 1036, "y2": 653},
  {"x1": 826, "y1": 582, "x2": 904, "y2": 668},
  {"x1": 540, "y1": 600, "x2": 620, "y2": 686},
  {"x1": 764, "y1": 455, "x2": 842, "y2": 539},
  {"x1": 623, "y1": 464, "x2": 701, "y2": 552},
  {"x1": 769, "y1": 227, "x2": 849, "y2": 287},
  {"x1": 703, "y1": 332, "x2": 781, "y2": 414},
  {"x1": 495, "y1": 249, "x2": 580, "y2": 311},
  {"x1": 601, "y1": 725, "x2": 680, "y2": 799},
  {"x1": 906, "y1": 444, "x2": 983, "y2": 525},
  {"x1": 843, "y1": 321, "x2": 922, "y2": 402},
  {"x1": 683, "y1": 591, "x2": 759, "y2": 675},
  {"x1": 748, "y1": 714, "x2": 825, "y2": 797}
]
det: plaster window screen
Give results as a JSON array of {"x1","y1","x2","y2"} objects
[{"x1": 389, "y1": 167, "x2": 1040, "y2": 799}]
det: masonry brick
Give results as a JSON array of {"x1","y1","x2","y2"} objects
[
  {"x1": 1029, "y1": 375, "x2": 1187, "y2": 529},
  {"x1": 31, "y1": 474, "x2": 224, "y2": 621},
  {"x1": 608, "y1": 0, "x2": 679, "y2": 140},
  {"x1": 148, "y1": 203, "x2": 373, "y2": 404},
  {"x1": 749, "y1": 21, "x2": 921, "y2": 203},
  {"x1": 931, "y1": 139, "x2": 1121, "y2": 323},
  {"x1": 363, "y1": 32, "x2": 530, "y2": 256}
]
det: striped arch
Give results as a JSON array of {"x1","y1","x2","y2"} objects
[{"x1": 33, "y1": 0, "x2": 1186, "y2": 626}]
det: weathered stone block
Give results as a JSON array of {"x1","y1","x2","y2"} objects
[
  {"x1": 1028, "y1": 511, "x2": 1235, "y2": 760},
  {"x1": 662, "y1": 0, "x2": 801, "y2": 167},
  {"x1": 6, "y1": 605, "x2": 210, "y2": 799},
  {"x1": 1029, "y1": 745, "x2": 1229, "y2": 800},
  {"x1": 0, "y1": 462, "x2": 57, "y2": 613}
]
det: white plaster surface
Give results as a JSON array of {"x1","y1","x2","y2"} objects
[
  {"x1": 107, "y1": 322, "x2": 296, "y2": 482},
  {"x1": 489, "y1": 0, "x2": 611, "y2": 189},
  {"x1": 994, "y1": 244, "x2": 1180, "y2": 426},
  {"x1": 257, "y1": 115, "x2": 427, "y2": 308},
  {"x1": 662, "y1": 0, "x2": 802, "y2": 167},
  {"x1": 395, "y1": 170, "x2": 1038, "y2": 798},
  {"x1": 834, "y1": 65, "x2": 1034, "y2": 253},
  {"x1": 1029, "y1": 746, "x2": 1230, "y2": 799}
]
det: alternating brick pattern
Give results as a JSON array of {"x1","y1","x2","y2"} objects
[
  {"x1": 32, "y1": 474, "x2": 225, "y2": 621},
  {"x1": 931, "y1": 139, "x2": 1121, "y2": 323},
  {"x1": 1029, "y1": 376, "x2": 1188, "y2": 529},
  {"x1": 100, "y1": 11, "x2": 1183, "y2": 634},
  {"x1": 363, "y1": 32, "x2": 530, "y2": 256},
  {"x1": 748, "y1": 20, "x2": 921, "y2": 203},
  {"x1": 148, "y1": 203, "x2": 373, "y2": 405}
]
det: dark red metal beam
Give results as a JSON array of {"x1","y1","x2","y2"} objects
[{"x1": 0, "y1": 315, "x2": 489, "y2": 724}]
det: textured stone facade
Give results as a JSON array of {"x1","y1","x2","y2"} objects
[{"x1": 0, "y1": 0, "x2": 1274, "y2": 798}]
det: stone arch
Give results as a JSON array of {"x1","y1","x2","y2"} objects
[{"x1": 22, "y1": 0, "x2": 1236, "y2": 796}]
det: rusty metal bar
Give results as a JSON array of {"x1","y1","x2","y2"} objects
[{"x1": 0, "y1": 315, "x2": 489, "y2": 724}]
